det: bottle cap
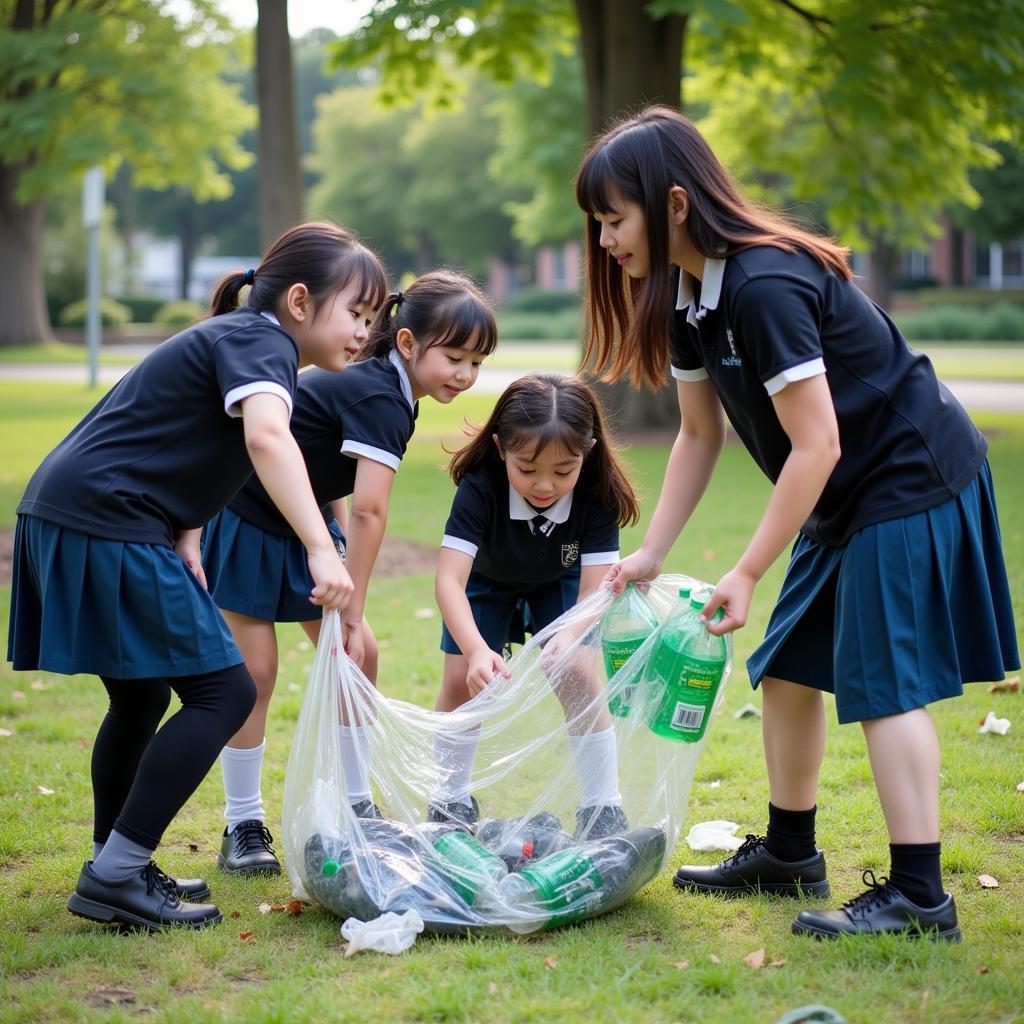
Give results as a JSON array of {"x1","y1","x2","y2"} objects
[
  {"x1": 678, "y1": 585, "x2": 691, "y2": 599},
  {"x1": 322, "y1": 859, "x2": 339, "y2": 877}
]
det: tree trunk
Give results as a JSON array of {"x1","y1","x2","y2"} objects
[
  {"x1": 864, "y1": 239, "x2": 898, "y2": 310},
  {"x1": 575, "y1": 0, "x2": 686, "y2": 435},
  {"x1": 256, "y1": 0, "x2": 303, "y2": 249},
  {"x1": 178, "y1": 194, "x2": 197, "y2": 300},
  {"x1": 0, "y1": 161, "x2": 51, "y2": 347}
]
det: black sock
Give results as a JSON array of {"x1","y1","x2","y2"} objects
[
  {"x1": 764, "y1": 802, "x2": 817, "y2": 862},
  {"x1": 887, "y1": 842, "x2": 944, "y2": 907}
]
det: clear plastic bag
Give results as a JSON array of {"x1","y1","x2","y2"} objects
[{"x1": 282, "y1": 574, "x2": 732, "y2": 935}]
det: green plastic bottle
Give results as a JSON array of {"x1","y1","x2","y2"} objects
[
  {"x1": 645, "y1": 590, "x2": 727, "y2": 743},
  {"x1": 600, "y1": 585, "x2": 661, "y2": 717},
  {"x1": 429, "y1": 828, "x2": 508, "y2": 907}
]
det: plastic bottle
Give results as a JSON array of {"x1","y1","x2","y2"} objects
[
  {"x1": 645, "y1": 590, "x2": 727, "y2": 743},
  {"x1": 497, "y1": 826, "x2": 667, "y2": 934},
  {"x1": 600, "y1": 586, "x2": 661, "y2": 717},
  {"x1": 475, "y1": 813, "x2": 575, "y2": 872},
  {"x1": 427, "y1": 829, "x2": 508, "y2": 907}
]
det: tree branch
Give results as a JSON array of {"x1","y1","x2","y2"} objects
[{"x1": 771, "y1": 0, "x2": 832, "y2": 35}]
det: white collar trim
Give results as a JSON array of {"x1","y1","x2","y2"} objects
[
  {"x1": 387, "y1": 349, "x2": 416, "y2": 411},
  {"x1": 675, "y1": 257, "x2": 727, "y2": 327},
  {"x1": 508, "y1": 484, "x2": 573, "y2": 525},
  {"x1": 260, "y1": 310, "x2": 282, "y2": 326}
]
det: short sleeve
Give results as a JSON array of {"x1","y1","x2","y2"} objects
[
  {"x1": 214, "y1": 324, "x2": 298, "y2": 418},
  {"x1": 579, "y1": 500, "x2": 620, "y2": 566},
  {"x1": 441, "y1": 476, "x2": 490, "y2": 560},
  {"x1": 668, "y1": 309, "x2": 709, "y2": 383},
  {"x1": 339, "y1": 394, "x2": 415, "y2": 471},
  {"x1": 730, "y1": 276, "x2": 826, "y2": 396}
]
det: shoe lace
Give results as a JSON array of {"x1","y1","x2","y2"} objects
[
  {"x1": 843, "y1": 869, "x2": 896, "y2": 918},
  {"x1": 235, "y1": 821, "x2": 275, "y2": 855},
  {"x1": 726, "y1": 834, "x2": 767, "y2": 866},
  {"x1": 142, "y1": 861, "x2": 180, "y2": 907}
]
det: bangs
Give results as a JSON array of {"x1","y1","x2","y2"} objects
[
  {"x1": 575, "y1": 146, "x2": 625, "y2": 216},
  {"x1": 503, "y1": 418, "x2": 586, "y2": 462},
  {"x1": 336, "y1": 246, "x2": 388, "y2": 310},
  {"x1": 426, "y1": 294, "x2": 498, "y2": 356}
]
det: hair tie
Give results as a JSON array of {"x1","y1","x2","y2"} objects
[
  {"x1": 395, "y1": 290, "x2": 404, "y2": 306},
  {"x1": 243, "y1": 268, "x2": 256, "y2": 286}
]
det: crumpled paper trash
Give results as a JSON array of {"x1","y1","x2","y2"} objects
[
  {"x1": 686, "y1": 820, "x2": 744, "y2": 852},
  {"x1": 776, "y1": 1006, "x2": 848, "y2": 1024},
  {"x1": 979, "y1": 711, "x2": 1011, "y2": 735},
  {"x1": 341, "y1": 909, "x2": 425, "y2": 956}
]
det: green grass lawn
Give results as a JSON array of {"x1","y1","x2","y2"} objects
[{"x1": 1, "y1": 385, "x2": 1022, "y2": 1023}]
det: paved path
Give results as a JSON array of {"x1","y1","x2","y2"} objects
[{"x1": 2, "y1": 361, "x2": 1023, "y2": 412}]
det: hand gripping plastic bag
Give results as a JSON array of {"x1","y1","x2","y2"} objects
[{"x1": 282, "y1": 574, "x2": 732, "y2": 935}]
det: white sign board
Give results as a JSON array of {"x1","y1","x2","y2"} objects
[{"x1": 82, "y1": 166, "x2": 105, "y2": 229}]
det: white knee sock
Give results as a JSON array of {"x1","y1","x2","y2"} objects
[
  {"x1": 569, "y1": 728, "x2": 622, "y2": 808},
  {"x1": 432, "y1": 728, "x2": 481, "y2": 804},
  {"x1": 339, "y1": 726, "x2": 373, "y2": 804},
  {"x1": 221, "y1": 742, "x2": 266, "y2": 832}
]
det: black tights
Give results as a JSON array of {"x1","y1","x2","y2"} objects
[{"x1": 94, "y1": 665, "x2": 256, "y2": 850}]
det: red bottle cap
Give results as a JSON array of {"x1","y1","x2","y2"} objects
[{"x1": 522, "y1": 839, "x2": 535, "y2": 858}]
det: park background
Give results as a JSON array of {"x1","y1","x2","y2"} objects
[{"x1": 1, "y1": 1, "x2": 1023, "y2": 1022}]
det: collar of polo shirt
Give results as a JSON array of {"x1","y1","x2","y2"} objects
[
  {"x1": 260, "y1": 310, "x2": 282, "y2": 326},
  {"x1": 387, "y1": 349, "x2": 416, "y2": 411},
  {"x1": 676, "y1": 256, "x2": 726, "y2": 327},
  {"x1": 508, "y1": 484, "x2": 574, "y2": 525}
]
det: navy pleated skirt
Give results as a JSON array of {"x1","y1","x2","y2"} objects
[
  {"x1": 202, "y1": 507, "x2": 345, "y2": 623},
  {"x1": 747, "y1": 462, "x2": 1019, "y2": 724},
  {"x1": 8, "y1": 515, "x2": 242, "y2": 679}
]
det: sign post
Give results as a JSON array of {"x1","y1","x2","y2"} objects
[{"x1": 82, "y1": 166, "x2": 105, "y2": 389}]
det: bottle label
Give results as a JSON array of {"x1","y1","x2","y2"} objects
[
  {"x1": 518, "y1": 850, "x2": 605, "y2": 928},
  {"x1": 647, "y1": 643, "x2": 726, "y2": 742},
  {"x1": 603, "y1": 638, "x2": 644, "y2": 716}
]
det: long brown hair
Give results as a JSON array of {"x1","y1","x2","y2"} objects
[
  {"x1": 450, "y1": 373, "x2": 639, "y2": 528},
  {"x1": 575, "y1": 106, "x2": 852, "y2": 389},
  {"x1": 209, "y1": 220, "x2": 387, "y2": 320},
  {"x1": 360, "y1": 269, "x2": 498, "y2": 360}
]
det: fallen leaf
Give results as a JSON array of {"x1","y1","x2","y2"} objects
[
  {"x1": 978, "y1": 874, "x2": 1000, "y2": 888},
  {"x1": 709, "y1": 954, "x2": 721, "y2": 964},
  {"x1": 0, "y1": 729, "x2": 13, "y2": 738},
  {"x1": 30, "y1": 680, "x2": 50, "y2": 691},
  {"x1": 543, "y1": 957, "x2": 558, "y2": 971},
  {"x1": 734, "y1": 703, "x2": 761, "y2": 719},
  {"x1": 744, "y1": 948, "x2": 766, "y2": 969},
  {"x1": 11, "y1": 691, "x2": 26, "y2": 701},
  {"x1": 988, "y1": 676, "x2": 1020, "y2": 693},
  {"x1": 413, "y1": 607, "x2": 435, "y2": 619},
  {"x1": 673, "y1": 960, "x2": 689, "y2": 970},
  {"x1": 769, "y1": 956, "x2": 788, "y2": 968},
  {"x1": 977, "y1": 965, "x2": 990, "y2": 974},
  {"x1": 239, "y1": 930, "x2": 256, "y2": 941},
  {"x1": 230, "y1": 911, "x2": 241, "y2": 919},
  {"x1": 257, "y1": 902, "x2": 272, "y2": 914},
  {"x1": 35, "y1": 785, "x2": 54, "y2": 795},
  {"x1": 286, "y1": 899, "x2": 305, "y2": 916}
]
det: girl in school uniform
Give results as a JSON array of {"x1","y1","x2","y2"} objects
[
  {"x1": 202, "y1": 270, "x2": 498, "y2": 875},
  {"x1": 575, "y1": 106, "x2": 1019, "y2": 940},
  {"x1": 7, "y1": 221, "x2": 386, "y2": 932},
  {"x1": 432, "y1": 373, "x2": 640, "y2": 839}
]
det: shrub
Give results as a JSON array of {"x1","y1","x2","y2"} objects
[
  {"x1": 502, "y1": 288, "x2": 581, "y2": 315},
  {"x1": 58, "y1": 298, "x2": 132, "y2": 328},
  {"x1": 117, "y1": 295, "x2": 167, "y2": 323},
  {"x1": 910, "y1": 287, "x2": 1024, "y2": 309},
  {"x1": 154, "y1": 299, "x2": 206, "y2": 327},
  {"x1": 498, "y1": 308, "x2": 580, "y2": 341},
  {"x1": 895, "y1": 303, "x2": 1024, "y2": 341}
]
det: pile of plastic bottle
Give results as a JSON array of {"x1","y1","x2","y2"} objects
[{"x1": 284, "y1": 575, "x2": 732, "y2": 935}]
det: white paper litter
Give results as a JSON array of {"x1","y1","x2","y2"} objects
[
  {"x1": 685, "y1": 820, "x2": 744, "y2": 852},
  {"x1": 341, "y1": 909, "x2": 425, "y2": 956},
  {"x1": 734, "y1": 703, "x2": 762, "y2": 719},
  {"x1": 978, "y1": 711, "x2": 1011, "y2": 735}
]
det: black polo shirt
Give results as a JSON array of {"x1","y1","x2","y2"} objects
[
  {"x1": 229, "y1": 351, "x2": 418, "y2": 536},
  {"x1": 441, "y1": 464, "x2": 620, "y2": 586},
  {"x1": 669, "y1": 247, "x2": 987, "y2": 546},
  {"x1": 18, "y1": 309, "x2": 298, "y2": 547}
]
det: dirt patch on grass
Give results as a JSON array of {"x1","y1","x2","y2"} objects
[
  {"x1": 0, "y1": 528, "x2": 437, "y2": 587},
  {"x1": 85, "y1": 986, "x2": 138, "y2": 1010}
]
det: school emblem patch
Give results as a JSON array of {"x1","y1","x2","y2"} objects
[{"x1": 561, "y1": 542, "x2": 579, "y2": 567}]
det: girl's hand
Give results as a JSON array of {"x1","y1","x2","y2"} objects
[
  {"x1": 466, "y1": 647, "x2": 510, "y2": 697},
  {"x1": 307, "y1": 544, "x2": 354, "y2": 611},
  {"x1": 174, "y1": 535, "x2": 207, "y2": 589},
  {"x1": 603, "y1": 549, "x2": 661, "y2": 594},
  {"x1": 342, "y1": 617, "x2": 365, "y2": 669},
  {"x1": 701, "y1": 567, "x2": 756, "y2": 636}
]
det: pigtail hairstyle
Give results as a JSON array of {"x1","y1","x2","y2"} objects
[
  {"x1": 450, "y1": 373, "x2": 639, "y2": 528},
  {"x1": 575, "y1": 106, "x2": 852, "y2": 390},
  {"x1": 208, "y1": 220, "x2": 387, "y2": 321},
  {"x1": 360, "y1": 269, "x2": 498, "y2": 361}
]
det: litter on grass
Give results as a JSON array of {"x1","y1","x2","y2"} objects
[{"x1": 978, "y1": 711, "x2": 1011, "y2": 735}]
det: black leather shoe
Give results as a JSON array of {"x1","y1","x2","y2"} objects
[
  {"x1": 165, "y1": 869, "x2": 210, "y2": 901},
  {"x1": 67, "y1": 861, "x2": 222, "y2": 932},
  {"x1": 574, "y1": 804, "x2": 629, "y2": 840},
  {"x1": 793, "y1": 870, "x2": 961, "y2": 941},
  {"x1": 218, "y1": 819, "x2": 281, "y2": 875},
  {"x1": 427, "y1": 796, "x2": 480, "y2": 828},
  {"x1": 351, "y1": 799, "x2": 383, "y2": 819},
  {"x1": 673, "y1": 834, "x2": 830, "y2": 898}
]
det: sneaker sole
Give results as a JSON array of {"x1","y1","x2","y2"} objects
[
  {"x1": 791, "y1": 919, "x2": 962, "y2": 942},
  {"x1": 67, "y1": 893, "x2": 223, "y2": 932},
  {"x1": 673, "y1": 875, "x2": 831, "y2": 900},
  {"x1": 217, "y1": 854, "x2": 281, "y2": 876}
]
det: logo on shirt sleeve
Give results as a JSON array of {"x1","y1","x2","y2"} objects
[
  {"x1": 721, "y1": 327, "x2": 743, "y2": 368},
  {"x1": 561, "y1": 542, "x2": 579, "y2": 567}
]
